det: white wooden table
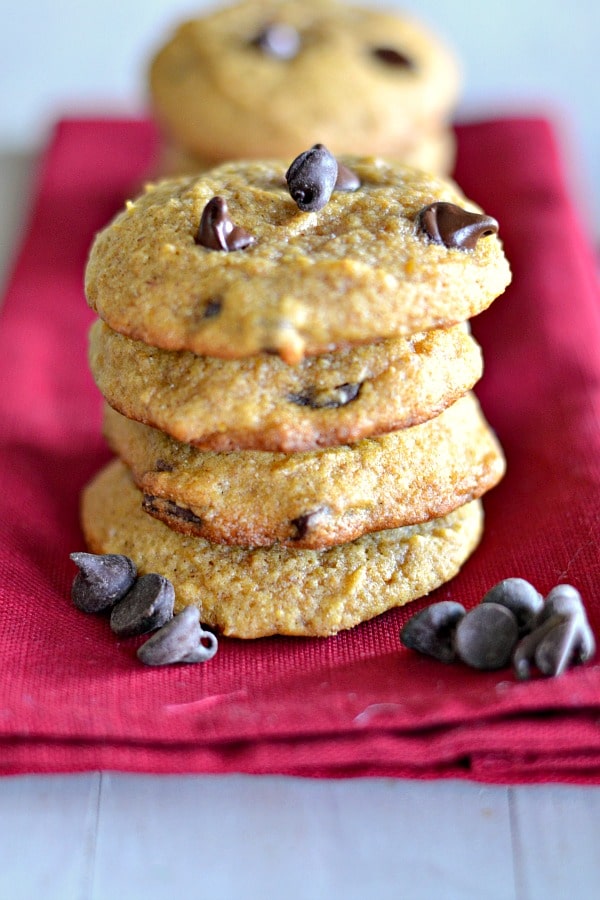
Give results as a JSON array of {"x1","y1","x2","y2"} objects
[{"x1": 1, "y1": 150, "x2": 599, "y2": 900}]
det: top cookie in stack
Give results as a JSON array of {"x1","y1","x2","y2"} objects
[
  {"x1": 81, "y1": 148, "x2": 510, "y2": 638},
  {"x1": 148, "y1": 0, "x2": 462, "y2": 176}
]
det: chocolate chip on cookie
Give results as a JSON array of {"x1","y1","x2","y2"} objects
[
  {"x1": 286, "y1": 144, "x2": 338, "y2": 212},
  {"x1": 417, "y1": 202, "x2": 499, "y2": 250},
  {"x1": 251, "y1": 22, "x2": 301, "y2": 59},
  {"x1": 196, "y1": 197, "x2": 255, "y2": 251},
  {"x1": 287, "y1": 382, "x2": 361, "y2": 410},
  {"x1": 372, "y1": 47, "x2": 415, "y2": 69}
]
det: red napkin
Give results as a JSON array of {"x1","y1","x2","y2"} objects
[{"x1": 1, "y1": 117, "x2": 599, "y2": 781}]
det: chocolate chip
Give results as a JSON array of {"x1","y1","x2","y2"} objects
[
  {"x1": 536, "y1": 584, "x2": 585, "y2": 625},
  {"x1": 154, "y1": 458, "x2": 174, "y2": 473},
  {"x1": 514, "y1": 584, "x2": 596, "y2": 679},
  {"x1": 417, "y1": 202, "x2": 499, "y2": 250},
  {"x1": 137, "y1": 606, "x2": 218, "y2": 666},
  {"x1": 110, "y1": 572, "x2": 175, "y2": 638},
  {"x1": 291, "y1": 507, "x2": 330, "y2": 540},
  {"x1": 400, "y1": 601, "x2": 466, "y2": 663},
  {"x1": 202, "y1": 298, "x2": 222, "y2": 319},
  {"x1": 70, "y1": 552, "x2": 137, "y2": 613},
  {"x1": 287, "y1": 382, "x2": 361, "y2": 409},
  {"x1": 196, "y1": 197, "x2": 255, "y2": 251},
  {"x1": 251, "y1": 22, "x2": 301, "y2": 59},
  {"x1": 372, "y1": 47, "x2": 414, "y2": 69},
  {"x1": 454, "y1": 603, "x2": 519, "y2": 670},
  {"x1": 335, "y1": 163, "x2": 361, "y2": 193},
  {"x1": 286, "y1": 144, "x2": 338, "y2": 212},
  {"x1": 481, "y1": 578, "x2": 543, "y2": 636},
  {"x1": 143, "y1": 495, "x2": 203, "y2": 527}
]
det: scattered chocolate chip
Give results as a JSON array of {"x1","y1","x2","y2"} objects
[
  {"x1": 536, "y1": 584, "x2": 585, "y2": 625},
  {"x1": 291, "y1": 507, "x2": 330, "y2": 541},
  {"x1": 196, "y1": 196, "x2": 255, "y2": 251},
  {"x1": 286, "y1": 144, "x2": 338, "y2": 212},
  {"x1": 154, "y1": 458, "x2": 174, "y2": 473},
  {"x1": 514, "y1": 584, "x2": 596, "y2": 679},
  {"x1": 454, "y1": 603, "x2": 519, "y2": 670},
  {"x1": 251, "y1": 22, "x2": 301, "y2": 59},
  {"x1": 70, "y1": 552, "x2": 137, "y2": 613},
  {"x1": 143, "y1": 495, "x2": 203, "y2": 527},
  {"x1": 137, "y1": 606, "x2": 218, "y2": 666},
  {"x1": 400, "y1": 601, "x2": 466, "y2": 663},
  {"x1": 110, "y1": 572, "x2": 175, "y2": 638},
  {"x1": 335, "y1": 163, "x2": 361, "y2": 193},
  {"x1": 481, "y1": 578, "x2": 543, "y2": 636},
  {"x1": 287, "y1": 382, "x2": 361, "y2": 409},
  {"x1": 372, "y1": 47, "x2": 414, "y2": 69},
  {"x1": 417, "y1": 202, "x2": 499, "y2": 250}
]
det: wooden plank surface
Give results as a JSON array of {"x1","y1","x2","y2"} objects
[{"x1": 0, "y1": 775, "x2": 516, "y2": 900}]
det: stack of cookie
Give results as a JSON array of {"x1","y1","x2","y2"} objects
[
  {"x1": 81, "y1": 148, "x2": 511, "y2": 638},
  {"x1": 148, "y1": 0, "x2": 461, "y2": 177}
]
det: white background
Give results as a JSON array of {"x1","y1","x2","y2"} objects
[{"x1": 1, "y1": 0, "x2": 599, "y2": 236}]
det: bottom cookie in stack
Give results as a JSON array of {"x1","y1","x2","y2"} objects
[{"x1": 82, "y1": 460, "x2": 485, "y2": 639}]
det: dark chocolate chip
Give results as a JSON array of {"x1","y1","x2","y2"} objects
[
  {"x1": 335, "y1": 163, "x2": 361, "y2": 193},
  {"x1": 417, "y1": 202, "x2": 499, "y2": 250},
  {"x1": 196, "y1": 197, "x2": 255, "y2": 251},
  {"x1": 70, "y1": 552, "x2": 137, "y2": 613},
  {"x1": 372, "y1": 47, "x2": 414, "y2": 69},
  {"x1": 286, "y1": 144, "x2": 338, "y2": 212},
  {"x1": 137, "y1": 606, "x2": 218, "y2": 666},
  {"x1": 400, "y1": 601, "x2": 466, "y2": 663},
  {"x1": 155, "y1": 458, "x2": 174, "y2": 473},
  {"x1": 251, "y1": 22, "x2": 301, "y2": 59},
  {"x1": 287, "y1": 382, "x2": 361, "y2": 409},
  {"x1": 481, "y1": 578, "x2": 543, "y2": 636},
  {"x1": 513, "y1": 583, "x2": 596, "y2": 679},
  {"x1": 454, "y1": 603, "x2": 519, "y2": 670},
  {"x1": 143, "y1": 495, "x2": 203, "y2": 527},
  {"x1": 109, "y1": 572, "x2": 175, "y2": 638},
  {"x1": 534, "y1": 616, "x2": 595, "y2": 677},
  {"x1": 202, "y1": 298, "x2": 222, "y2": 319},
  {"x1": 291, "y1": 507, "x2": 330, "y2": 540},
  {"x1": 536, "y1": 584, "x2": 585, "y2": 626}
]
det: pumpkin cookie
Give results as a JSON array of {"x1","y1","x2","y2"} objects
[
  {"x1": 85, "y1": 155, "x2": 511, "y2": 364},
  {"x1": 102, "y1": 392, "x2": 505, "y2": 549},
  {"x1": 89, "y1": 319, "x2": 483, "y2": 451},
  {"x1": 81, "y1": 460, "x2": 484, "y2": 638},
  {"x1": 148, "y1": 0, "x2": 461, "y2": 167}
]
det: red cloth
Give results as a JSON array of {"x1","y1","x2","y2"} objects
[{"x1": 1, "y1": 117, "x2": 599, "y2": 781}]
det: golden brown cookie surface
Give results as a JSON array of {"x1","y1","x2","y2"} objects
[
  {"x1": 102, "y1": 392, "x2": 505, "y2": 549},
  {"x1": 90, "y1": 320, "x2": 483, "y2": 451},
  {"x1": 85, "y1": 157, "x2": 511, "y2": 363},
  {"x1": 149, "y1": 0, "x2": 461, "y2": 163},
  {"x1": 82, "y1": 460, "x2": 484, "y2": 638}
]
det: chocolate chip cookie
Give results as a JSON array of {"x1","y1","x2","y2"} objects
[
  {"x1": 148, "y1": 0, "x2": 461, "y2": 168},
  {"x1": 89, "y1": 319, "x2": 483, "y2": 451},
  {"x1": 82, "y1": 460, "x2": 484, "y2": 638},
  {"x1": 85, "y1": 156, "x2": 511, "y2": 364},
  {"x1": 102, "y1": 392, "x2": 505, "y2": 549}
]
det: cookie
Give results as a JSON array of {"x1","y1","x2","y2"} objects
[
  {"x1": 81, "y1": 460, "x2": 484, "y2": 638},
  {"x1": 148, "y1": 0, "x2": 461, "y2": 166},
  {"x1": 85, "y1": 156, "x2": 511, "y2": 364},
  {"x1": 89, "y1": 319, "x2": 483, "y2": 452},
  {"x1": 102, "y1": 392, "x2": 505, "y2": 549}
]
